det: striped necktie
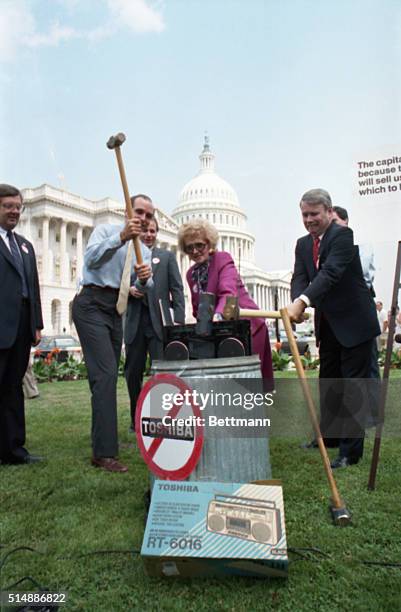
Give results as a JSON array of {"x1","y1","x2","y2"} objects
[{"x1": 7, "y1": 230, "x2": 28, "y2": 297}]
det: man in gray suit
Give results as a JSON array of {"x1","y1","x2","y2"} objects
[{"x1": 124, "y1": 217, "x2": 185, "y2": 430}]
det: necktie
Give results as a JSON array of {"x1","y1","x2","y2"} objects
[
  {"x1": 312, "y1": 237, "x2": 320, "y2": 268},
  {"x1": 7, "y1": 230, "x2": 28, "y2": 297},
  {"x1": 116, "y1": 240, "x2": 133, "y2": 315}
]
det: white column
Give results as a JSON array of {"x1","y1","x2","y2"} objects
[
  {"x1": 76, "y1": 225, "x2": 83, "y2": 285},
  {"x1": 42, "y1": 217, "x2": 49, "y2": 283},
  {"x1": 60, "y1": 220, "x2": 67, "y2": 285},
  {"x1": 23, "y1": 213, "x2": 32, "y2": 242}
]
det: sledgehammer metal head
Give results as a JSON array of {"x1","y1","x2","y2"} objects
[
  {"x1": 330, "y1": 502, "x2": 352, "y2": 526},
  {"x1": 223, "y1": 296, "x2": 240, "y2": 321},
  {"x1": 196, "y1": 292, "x2": 216, "y2": 336},
  {"x1": 106, "y1": 132, "x2": 126, "y2": 149}
]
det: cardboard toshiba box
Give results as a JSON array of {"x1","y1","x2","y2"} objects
[{"x1": 141, "y1": 480, "x2": 288, "y2": 578}]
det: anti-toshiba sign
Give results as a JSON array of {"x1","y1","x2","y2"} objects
[{"x1": 135, "y1": 374, "x2": 204, "y2": 480}]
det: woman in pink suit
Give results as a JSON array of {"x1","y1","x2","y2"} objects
[{"x1": 178, "y1": 219, "x2": 273, "y2": 383}]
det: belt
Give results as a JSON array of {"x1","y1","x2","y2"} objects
[{"x1": 83, "y1": 284, "x2": 119, "y2": 294}]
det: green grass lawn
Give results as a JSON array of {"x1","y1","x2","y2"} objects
[{"x1": 1, "y1": 375, "x2": 400, "y2": 612}]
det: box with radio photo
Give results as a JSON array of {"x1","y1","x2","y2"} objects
[{"x1": 141, "y1": 480, "x2": 288, "y2": 578}]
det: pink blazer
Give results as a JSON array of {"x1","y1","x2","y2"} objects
[{"x1": 186, "y1": 251, "x2": 273, "y2": 381}]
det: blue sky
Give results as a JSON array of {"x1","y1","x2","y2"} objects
[{"x1": 1, "y1": 0, "x2": 400, "y2": 303}]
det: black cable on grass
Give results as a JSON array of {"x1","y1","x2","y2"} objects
[
  {"x1": 0, "y1": 546, "x2": 42, "y2": 571},
  {"x1": 3, "y1": 575, "x2": 46, "y2": 591},
  {"x1": 361, "y1": 561, "x2": 401, "y2": 568},
  {"x1": 287, "y1": 549, "x2": 310, "y2": 562},
  {"x1": 288, "y1": 547, "x2": 330, "y2": 558},
  {"x1": 2, "y1": 545, "x2": 399, "y2": 572},
  {"x1": 73, "y1": 548, "x2": 141, "y2": 558}
]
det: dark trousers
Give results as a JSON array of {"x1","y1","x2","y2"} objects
[
  {"x1": 319, "y1": 318, "x2": 374, "y2": 462},
  {"x1": 125, "y1": 305, "x2": 163, "y2": 426},
  {"x1": 0, "y1": 301, "x2": 31, "y2": 462},
  {"x1": 72, "y1": 287, "x2": 122, "y2": 458}
]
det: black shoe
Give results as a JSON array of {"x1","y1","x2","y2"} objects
[
  {"x1": 3, "y1": 454, "x2": 43, "y2": 465},
  {"x1": 20, "y1": 454, "x2": 43, "y2": 464},
  {"x1": 330, "y1": 456, "x2": 359, "y2": 469},
  {"x1": 300, "y1": 439, "x2": 318, "y2": 449}
]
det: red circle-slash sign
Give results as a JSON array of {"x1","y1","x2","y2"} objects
[{"x1": 135, "y1": 373, "x2": 204, "y2": 480}]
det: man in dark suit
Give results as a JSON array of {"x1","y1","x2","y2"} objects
[
  {"x1": 124, "y1": 218, "x2": 185, "y2": 430},
  {"x1": 0, "y1": 184, "x2": 43, "y2": 464},
  {"x1": 287, "y1": 188, "x2": 380, "y2": 468}
]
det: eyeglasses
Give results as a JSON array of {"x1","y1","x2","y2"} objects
[
  {"x1": 1, "y1": 203, "x2": 25, "y2": 213},
  {"x1": 184, "y1": 242, "x2": 207, "y2": 254}
]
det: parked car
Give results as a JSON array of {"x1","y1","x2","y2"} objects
[
  {"x1": 33, "y1": 335, "x2": 82, "y2": 361},
  {"x1": 276, "y1": 332, "x2": 310, "y2": 356}
]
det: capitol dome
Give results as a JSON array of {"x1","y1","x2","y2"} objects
[
  {"x1": 172, "y1": 135, "x2": 246, "y2": 220},
  {"x1": 168, "y1": 137, "x2": 291, "y2": 319},
  {"x1": 172, "y1": 136, "x2": 251, "y2": 250},
  {"x1": 177, "y1": 136, "x2": 240, "y2": 209}
]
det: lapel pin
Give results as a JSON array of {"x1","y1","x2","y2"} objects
[
  {"x1": 152, "y1": 257, "x2": 160, "y2": 264},
  {"x1": 21, "y1": 244, "x2": 29, "y2": 253}
]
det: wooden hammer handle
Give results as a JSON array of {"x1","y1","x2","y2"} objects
[
  {"x1": 114, "y1": 146, "x2": 143, "y2": 265},
  {"x1": 280, "y1": 307, "x2": 344, "y2": 510},
  {"x1": 239, "y1": 308, "x2": 309, "y2": 321}
]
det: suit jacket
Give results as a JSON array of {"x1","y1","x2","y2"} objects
[
  {"x1": 124, "y1": 247, "x2": 185, "y2": 344},
  {"x1": 0, "y1": 231, "x2": 43, "y2": 349},
  {"x1": 291, "y1": 222, "x2": 380, "y2": 347},
  {"x1": 187, "y1": 251, "x2": 265, "y2": 333}
]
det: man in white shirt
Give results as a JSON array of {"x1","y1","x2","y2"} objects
[{"x1": 376, "y1": 301, "x2": 388, "y2": 332}]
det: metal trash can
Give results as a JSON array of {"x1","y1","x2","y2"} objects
[{"x1": 150, "y1": 355, "x2": 271, "y2": 484}]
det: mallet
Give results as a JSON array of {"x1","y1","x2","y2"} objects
[
  {"x1": 222, "y1": 295, "x2": 351, "y2": 526},
  {"x1": 106, "y1": 132, "x2": 143, "y2": 264},
  {"x1": 279, "y1": 307, "x2": 351, "y2": 526}
]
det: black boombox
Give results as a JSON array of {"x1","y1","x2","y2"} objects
[{"x1": 163, "y1": 320, "x2": 252, "y2": 361}]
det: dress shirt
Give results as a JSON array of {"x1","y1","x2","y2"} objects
[
  {"x1": 81, "y1": 223, "x2": 152, "y2": 290},
  {"x1": 297, "y1": 232, "x2": 325, "y2": 307},
  {"x1": 358, "y1": 243, "x2": 375, "y2": 290},
  {"x1": 0, "y1": 226, "x2": 29, "y2": 297},
  {"x1": 0, "y1": 225, "x2": 16, "y2": 251}
]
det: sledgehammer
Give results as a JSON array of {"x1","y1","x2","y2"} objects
[
  {"x1": 223, "y1": 295, "x2": 351, "y2": 526},
  {"x1": 106, "y1": 132, "x2": 143, "y2": 265},
  {"x1": 279, "y1": 307, "x2": 351, "y2": 526}
]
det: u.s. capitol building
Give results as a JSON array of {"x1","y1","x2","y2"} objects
[{"x1": 19, "y1": 138, "x2": 291, "y2": 334}]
